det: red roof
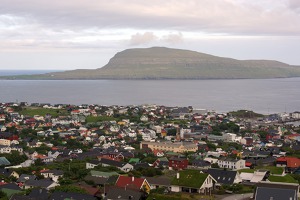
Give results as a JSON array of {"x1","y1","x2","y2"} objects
[
  {"x1": 245, "y1": 162, "x2": 252, "y2": 167},
  {"x1": 116, "y1": 176, "x2": 145, "y2": 190},
  {"x1": 277, "y1": 157, "x2": 300, "y2": 168}
]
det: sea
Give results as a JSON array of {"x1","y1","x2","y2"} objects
[{"x1": 0, "y1": 70, "x2": 299, "y2": 114}]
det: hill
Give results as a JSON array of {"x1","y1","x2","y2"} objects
[{"x1": 4, "y1": 47, "x2": 300, "y2": 79}]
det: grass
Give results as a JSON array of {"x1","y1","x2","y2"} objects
[
  {"x1": 239, "y1": 166, "x2": 284, "y2": 175},
  {"x1": 268, "y1": 174, "x2": 298, "y2": 183},
  {"x1": 20, "y1": 107, "x2": 68, "y2": 117},
  {"x1": 256, "y1": 166, "x2": 284, "y2": 175},
  {"x1": 238, "y1": 169, "x2": 255, "y2": 173}
]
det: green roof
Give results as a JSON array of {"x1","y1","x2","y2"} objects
[
  {"x1": 129, "y1": 158, "x2": 140, "y2": 164},
  {"x1": 1, "y1": 188, "x2": 22, "y2": 197},
  {"x1": 158, "y1": 157, "x2": 169, "y2": 162},
  {"x1": 90, "y1": 170, "x2": 119, "y2": 177},
  {"x1": 165, "y1": 152, "x2": 181, "y2": 156},
  {"x1": 0, "y1": 157, "x2": 11, "y2": 166},
  {"x1": 171, "y1": 170, "x2": 209, "y2": 188}
]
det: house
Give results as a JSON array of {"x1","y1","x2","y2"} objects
[
  {"x1": 51, "y1": 191, "x2": 97, "y2": 200},
  {"x1": 140, "y1": 141, "x2": 198, "y2": 153},
  {"x1": 153, "y1": 157, "x2": 169, "y2": 168},
  {"x1": 86, "y1": 160, "x2": 102, "y2": 169},
  {"x1": 146, "y1": 176, "x2": 171, "y2": 190},
  {"x1": 0, "y1": 157, "x2": 11, "y2": 166},
  {"x1": 0, "y1": 169, "x2": 19, "y2": 179},
  {"x1": 115, "y1": 175, "x2": 150, "y2": 193},
  {"x1": 104, "y1": 187, "x2": 143, "y2": 200},
  {"x1": 40, "y1": 169, "x2": 64, "y2": 182},
  {"x1": 0, "y1": 183, "x2": 22, "y2": 199},
  {"x1": 254, "y1": 182, "x2": 299, "y2": 200},
  {"x1": 207, "y1": 168, "x2": 242, "y2": 186},
  {"x1": 170, "y1": 170, "x2": 216, "y2": 194},
  {"x1": 276, "y1": 157, "x2": 300, "y2": 172},
  {"x1": 98, "y1": 158, "x2": 134, "y2": 172},
  {"x1": 16, "y1": 174, "x2": 37, "y2": 187},
  {"x1": 168, "y1": 157, "x2": 188, "y2": 170},
  {"x1": 23, "y1": 179, "x2": 59, "y2": 190},
  {"x1": 240, "y1": 169, "x2": 269, "y2": 183},
  {"x1": 191, "y1": 159, "x2": 211, "y2": 169},
  {"x1": 217, "y1": 157, "x2": 246, "y2": 170}
]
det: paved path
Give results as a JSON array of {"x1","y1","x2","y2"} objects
[{"x1": 220, "y1": 193, "x2": 253, "y2": 200}]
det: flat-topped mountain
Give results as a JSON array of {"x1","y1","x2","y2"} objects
[{"x1": 5, "y1": 47, "x2": 300, "y2": 79}]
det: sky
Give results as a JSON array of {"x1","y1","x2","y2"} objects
[{"x1": 1, "y1": 0, "x2": 300, "y2": 70}]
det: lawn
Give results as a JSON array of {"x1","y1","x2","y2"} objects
[
  {"x1": 20, "y1": 107, "x2": 68, "y2": 117},
  {"x1": 238, "y1": 169, "x2": 255, "y2": 173},
  {"x1": 256, "y1": 166, "x2": 284, "y2": 175},
  {"x1": 268, "y1": 174, "x2": 298, "y2": 183}
]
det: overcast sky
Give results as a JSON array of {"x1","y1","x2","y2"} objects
[{"x1": 1, "y1": 0, "x2": 300, "y2": 70}]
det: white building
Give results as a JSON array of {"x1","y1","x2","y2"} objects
[{"x1": 217, "y1": 158, "x2": 245, "y2": 170}]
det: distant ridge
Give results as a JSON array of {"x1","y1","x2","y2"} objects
[{"x1": 3, "y1": 47, "x2": 300, "y2": 79}]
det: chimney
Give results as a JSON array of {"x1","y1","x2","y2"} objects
[
  {"x1": 132, "y1": 176, "x2": 134, "y2": 182},
  {"x1": 177, "y1": 172, "x2": 180, "y2": 179}
]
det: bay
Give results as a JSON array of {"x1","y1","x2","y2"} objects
[{"x1": 0, "y1": 78, "x2": 299, "y2": 114}]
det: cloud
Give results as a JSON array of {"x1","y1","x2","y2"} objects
[
  {"x1": 129, "y1": 32, "x2": 158, "y2": 45},
  {"x1": 287, "y1": 0, "x2": 300, "y2": 13},
  {"x1": 162, "y1": 33, "x2": 183, "y2": 44},
  {"x1": 1, "y1": 0, "x2": 300, "y2": 35}
]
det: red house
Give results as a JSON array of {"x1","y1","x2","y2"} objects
[
  {"x1": 276, "y1": 157, "x2": 300, "y2": 171},
  {"x1": 168, "y1": 157, "x2": 188, "y2": 170}
]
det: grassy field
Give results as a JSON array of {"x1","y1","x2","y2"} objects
[
  {"x1": 20, "y1": 107, "x2": 68, "y2": 117},
  {"x1": 268, "y1": 174, "x2": 298, "y2": 183}
]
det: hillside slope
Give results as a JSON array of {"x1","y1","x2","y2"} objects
[{"x1": 4, "y1": 47, "x2": 300, "y2": 79}]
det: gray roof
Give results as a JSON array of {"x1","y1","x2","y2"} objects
[
  {"x1": 146, "y1": 176, "x2": 171, "y2": 186},
  {"x1": 0, "y1": 157, "x2": 11, "y2": 166},
  {"x1": 17, "y1": 174, "x2": 37, "y2": 183}
]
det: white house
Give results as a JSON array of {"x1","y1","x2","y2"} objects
[{"x1": 217, "y1": 158, "x2": 246, "y2": 170}]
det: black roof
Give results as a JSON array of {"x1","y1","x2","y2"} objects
[
  {"x1": 207, "y1": 168, "x2": 237, "y2": 185},
  {"x1": 28, "y1": 188, "x2": 49, "y2": 200},
  {"x1": 0, "y1": 183, "x2": 21, "y2": 191},
  {"x1": 104, "y1": 187, "x2": 143, "y2": 200},
  {"x1": 192, "y1": 160, "x2": 211, "y2": 167},
  {"x1": 99, "y1": 158, "x2": 126, "y2": 168},
  {"x1": 24, "y1": 179, "x2": 54, "y2": 188},
  {"x1": 50, "y1": 191, "x2": 97, "y2": 200},
  {"x1": 255, "y1": 182, "x2": 299, "y2": 200}
]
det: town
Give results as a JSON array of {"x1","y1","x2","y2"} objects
[{"x1": 0, "y1": 102, "x2": 299, "y2": 200}]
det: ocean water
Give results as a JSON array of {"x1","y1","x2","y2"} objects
[
  {"x1": 0, "y1": 70, "x2": 62, "y2": 76},
  {"x1": 0, "y1": 78, "x2": 299, "y2": 114}
]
